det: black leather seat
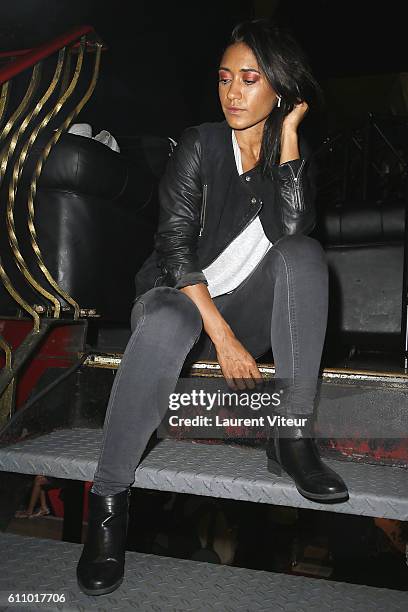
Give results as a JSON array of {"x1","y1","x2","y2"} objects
[
  {"x1": 0, "y1": 132, "x2": 169, "y2": 323},
  {"x1": 316, "y1": 200, "x2": 406, "y2": 367}
]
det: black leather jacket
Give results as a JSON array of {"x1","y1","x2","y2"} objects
[{"x1": 134, "y1": 120, "x2": 316, "y2": 300}]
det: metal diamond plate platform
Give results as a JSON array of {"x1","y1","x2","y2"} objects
[
  {"x1": 0, "y1": 533, "x2": 407, "y2": 611},
  {"x1": 0, "y1": 429, "x2": 407, "y2": 519}
]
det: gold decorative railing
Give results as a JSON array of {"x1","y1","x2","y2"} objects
[{"x1": 0, "y1": 26, "x2": 103, "y2": 426}]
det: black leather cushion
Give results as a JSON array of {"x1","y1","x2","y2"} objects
[
  {"x1": 316, "y1": 201, "x2": 406, "y2": 350},
  {"x1": 0, "y1": 131, "x2": 169, "y2": 322},
  {"x1": 320, "y1": 201, "x2": 405, "y2": 245},
  {"x1": 326, "y1": 244, "x2": 404, "y2": 339},
  {"x1": 35, "y1": 133, "x2": 129, "y2": 200}
]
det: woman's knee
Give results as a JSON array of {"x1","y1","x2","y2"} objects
[
  {"x1": 275, "y1": 234, "x2": 327, "y2": 264},
  {"x1": 130, "y1": 286, "x2": 202, "y2": 336}
]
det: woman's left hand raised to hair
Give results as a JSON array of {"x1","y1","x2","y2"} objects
[{"x1": 282, "y1": 100, "x2": 309, "y2": 131}]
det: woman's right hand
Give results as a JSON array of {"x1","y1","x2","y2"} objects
[
  {"x1": 214, "y1": 330, "x2": 264, "y2": 391},
  {"x1": 179, "y1": 283, "x2": 264, "y2": 390}
]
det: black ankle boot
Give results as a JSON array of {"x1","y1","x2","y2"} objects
[
  {"x1": 266, "y1": 416, "x2": 349, "y2": 503},
  {"x1": 77, "y1": 488, "x2": 130, "y2": 596}
]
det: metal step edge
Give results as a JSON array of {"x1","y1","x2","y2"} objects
[
  {"x1": 1, "y1": 428, "x2": 407, "y2": 519},
  {"x1": 84, "y1": 355, "x2": 408, "y2": 383},
  {"x1": 1, "y1": 533, "x2": 407, "y2": 612}
]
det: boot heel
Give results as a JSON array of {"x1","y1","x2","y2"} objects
[{"x1": 267, "y1": 457, "x2": 282, "y2": 476}]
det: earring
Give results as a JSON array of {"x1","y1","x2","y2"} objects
[{"x1": 277, "y1": 95, "x2": 281, "y2": 108}]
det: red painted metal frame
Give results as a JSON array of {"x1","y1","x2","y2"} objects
[
  {"x1": 0, "y1": 25, "x2": 94, "y2": 85},
  {"x1": 320, "y1": 438, "x2": 408, "y2": 467},
  {"x1": 0, "y1": 319, "x2": 87, "y2": 408},
  {"x1": 0, "y1": 39, "x2": 98, "y2": 61},
  {"x1": 0, "y1": 48, "x2": 33, "y2": 58}
]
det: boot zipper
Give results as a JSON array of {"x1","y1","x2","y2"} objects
[{"x1": 199, "y1": 184, "x2": 208, "y2": 237}]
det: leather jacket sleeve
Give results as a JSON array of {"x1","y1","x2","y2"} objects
[
  {"x1": 154, "y1": 127, "x2": 208, "y2": 290},
  {"x1": 275, "y1": 136, "x2": 317, "y2": 236}
]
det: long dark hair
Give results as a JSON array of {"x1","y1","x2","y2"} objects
[{"x1": 224, "y1": 19, "x2": 324, "y2": 178}]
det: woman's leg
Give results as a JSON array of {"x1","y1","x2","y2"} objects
[
  {"x1": 27, "y1": 475, "x2": 43, "y2": 513},
  {"x1": 15, "y1": 475, "x2": 44, "y2": 518},
  {"x1": 91, "y1": 286, "x2": 203, "y2": 496},
  {"x1": 192, "y1": 234, "x2": 347, "y2": 502},
  {"x1": 269, "y1": 233, "x2": 329, "y2": 415},
  {"x1": 39, "y1": 490, "x2": 48, "y2": 512},
  {"x1": 79, "y1": 286, "x2": 204, "y2": 596}
]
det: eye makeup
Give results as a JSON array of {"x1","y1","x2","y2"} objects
[
  {"x1": 243, "y1": 72, "x2": 260, "y2": 84},
  {"x1": 218, "y1": 69, "x2": 230, "y2": 82},
  {"x1": 218, "y1": 69, "x2": 260, "y2": 84}
]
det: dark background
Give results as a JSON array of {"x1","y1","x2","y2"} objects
[
  {"x1": 1, "y1": 4, "x2": 408, "y2": 585},
  {"x1": 0, "y1": 1, "x2": 406, "y2": 138}
]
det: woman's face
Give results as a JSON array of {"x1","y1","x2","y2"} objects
[{"x1": 218, "y1": 42, "x2": 278, "y2": 130}]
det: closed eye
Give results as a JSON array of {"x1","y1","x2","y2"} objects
[{"x1": 218, "y1": 79, "x2": 256, "y2": 86}]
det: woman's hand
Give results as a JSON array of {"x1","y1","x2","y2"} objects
[
  {"x1": 214, "y1": 330, "x2": 264, "y2": 391},
  {"x1": 282, "y1": 100, "x2": 309, "y2": 132},
  {"x1": 179, "y1": 283, "x2": 263, "y2": 391}
]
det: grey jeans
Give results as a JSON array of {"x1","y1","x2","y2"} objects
[{"x1": 92, "y1": 234, "x2": 328, "y2": 495}]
